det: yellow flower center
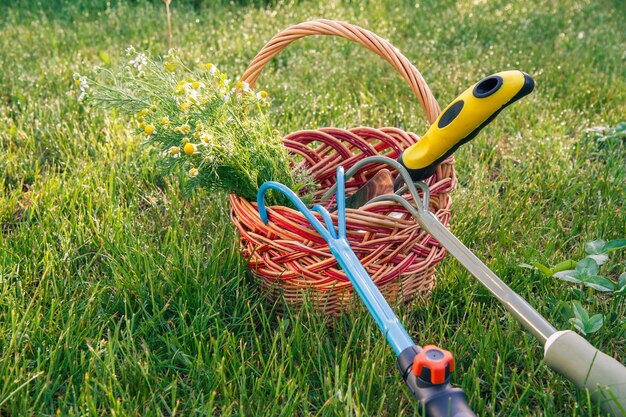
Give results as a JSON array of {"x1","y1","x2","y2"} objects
[
  {"x1": 183, "y1": 143, "x2": 196, "y2": 155},
  {"x1": 144, "y1": 124, "x2": 155, "y2": 135}
]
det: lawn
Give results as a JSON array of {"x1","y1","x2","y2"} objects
[{"x1": 0, "y1": 0, "x2": 625, "y2": 415}]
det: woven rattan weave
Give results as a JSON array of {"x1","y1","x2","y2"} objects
[{"x1": 230, "y1": 19, "x2": 457, "y2": 314}]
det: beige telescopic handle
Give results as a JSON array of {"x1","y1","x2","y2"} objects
[
  {"x1": 544, "y1": 330, "x2": 626, "y2": 416},
  {"x1": 241, "y1": 19, "x2": 441, "y2": 124}
]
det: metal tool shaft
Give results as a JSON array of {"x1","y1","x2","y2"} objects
[
  {"x1": 331, "y1": 155, "x2": 558, "y2": 345},
  {"x1": 417, "y1": 209, "x2": 556, "y2": 344}
]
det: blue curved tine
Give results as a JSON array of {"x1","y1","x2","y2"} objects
[
  {"x1": 257, "y1": 180, "x2": 335, "y2": 241},
  {"x1": 257, "y1": 166, "x2": 415, "y2": 356},
  {"x1": 311, "y1": 205, "x2": 337, "y2": 240},
  {"x1": 257, "y1": 166, "x2": 349, "y2": 241}
]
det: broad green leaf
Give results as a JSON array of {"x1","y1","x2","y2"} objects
[
  {"x1": 585, "y1": 239, "x2": 606, "y2": 255},
  {"x1": 534, "y1": 262, "x2": 553, "y2": 277},
  {"x1": 587, "y1": 254, "x2": 608, "y2": 265},
  {"x1": 602, "y1": 239, "x2": 626, "y2": 253},
  {"x1": 581, "y1": 275, "x2": 615, "y2": 292},
  {"x1": 572, "y1": 301, "x2": 589, "y2": 322},
  {"x1": 553, "y1": 270, "x2": 581, "y2": 283},
  {"x1": 569, "y1": 317, "x2": 587, "y2": 335},
  {"x1": 552, "y1": 260, "x2": 577, "y2": 273},
  {"x1": 585, "y1": 314, "x2": 604, "y2": 334},
  {"x1": 575, "y1": 257, "x2": 599, "y2": 276}
]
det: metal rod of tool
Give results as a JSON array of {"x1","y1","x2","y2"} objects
[
  {"x1": 327, "y1": 156, "x2": 557, "y2": 343},
  {"x1": 416, "y1": 209, "x2": 556, "y2": 343},
  {"x1": 320, "y1": 163, "x2": 558, "y2": 344}
]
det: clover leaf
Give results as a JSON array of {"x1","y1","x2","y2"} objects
[
  {"x1": 552, "y1": 257, "x2": 614, "y2": 292},
  {"x1": 569, "y1": 301, "x2": 604, "y2": 335}
]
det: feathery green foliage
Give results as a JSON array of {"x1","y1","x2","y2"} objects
[{"x1": 80, "y1": 48, "x2": 311, "y2": 205}]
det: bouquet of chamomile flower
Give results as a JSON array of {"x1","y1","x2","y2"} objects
[{"x1": 76, "y1": 47, "x2": 312, "y2": 204}]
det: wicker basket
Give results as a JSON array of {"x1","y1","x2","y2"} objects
[{"x1": 230, "y1": 19, "x2": 457, "y2": 315}]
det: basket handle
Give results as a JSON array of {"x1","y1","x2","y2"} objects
[{"x1": 241, "y1": 19, "x2": 441, "y2": 125}]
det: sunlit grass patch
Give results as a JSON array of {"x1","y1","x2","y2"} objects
[{"x1": 0, "y1": 0, "x2": 624, "y2": 415}]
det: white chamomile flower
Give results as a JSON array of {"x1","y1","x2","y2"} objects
[
  {"x1": 200, "y1": 133, "x2": 213, "y2": 145},
  {"x1": 73, "y1": 73, "x2": 89, "y2": 101},
  {"x1": 169, "y1": 146, "x2": 181, "y2": 158},
  {"x1": 237, "y1": 81, "x2": 251, "y2": 92},
  {"x1": 205, "y1": 63, "x2": 217, "y2": 75},
  {"x1": 129, "y1": 53, "x2": 148, "y2": 72},
  {"x1": 189, "y1": 167, "x2": 199, "y2": 178},
  {"x1": 125, "y1": 45, "x2": 136, "y2": 56}
]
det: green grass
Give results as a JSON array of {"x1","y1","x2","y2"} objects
[{"x1": 1, "y1": 0, "x2": 625, "y2": 415}]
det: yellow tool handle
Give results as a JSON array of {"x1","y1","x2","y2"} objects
[{"x1": 398, "y1": 70, "x2": 535, "y2": 182}]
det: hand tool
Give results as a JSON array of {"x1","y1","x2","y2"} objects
[{"x1": 257, "y1": 167, "x2": 476, "y2": 417}]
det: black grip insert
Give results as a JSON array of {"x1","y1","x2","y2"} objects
[
  {"x1": 437, "y1": 100, "x2": 465, "y2": 129},
  {"x1": 472, "y1": 75, "x2": 503, "y2": 98}
]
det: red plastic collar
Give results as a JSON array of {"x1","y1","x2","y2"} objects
[{"x1": 412, "y1": 345, "x2": 455, "y2": 384}]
